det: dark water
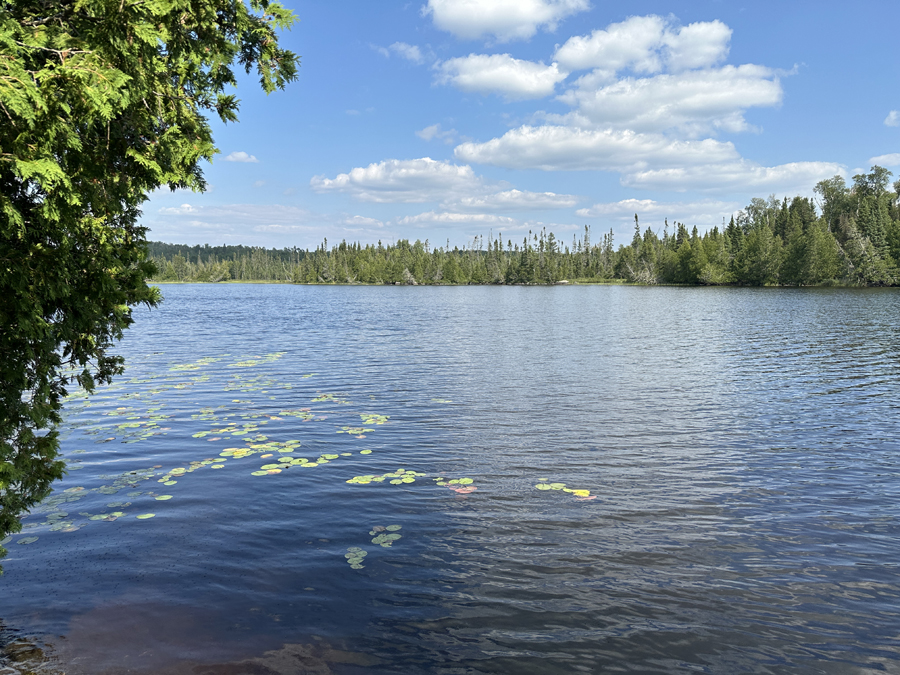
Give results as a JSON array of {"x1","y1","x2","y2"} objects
[{"x1": 2, "y1": 285, "x2": 900, "y2": 674}]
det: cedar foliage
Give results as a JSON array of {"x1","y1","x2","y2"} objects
[{"x1": 0, "y1": 0, "x2": 299, "y2": 560}]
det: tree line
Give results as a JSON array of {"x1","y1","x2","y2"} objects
[{"x1": 150, "y1": 168, "x2": 900, "y2": 287}]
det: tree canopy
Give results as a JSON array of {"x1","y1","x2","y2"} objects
[
  {"x1": 0, "y1": 0, "x2": 299, "y2": 562},
  {"x1": 145, "y1": 169, "x2": 900, "y2": 287}
]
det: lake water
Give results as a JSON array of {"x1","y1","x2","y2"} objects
[{"x1": 2, "y1": 284, "x2": 900, "y2": 674}]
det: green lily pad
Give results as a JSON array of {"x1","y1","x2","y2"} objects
[
  {"x1": 359, "y1": 449, "x2": 372, "y2": 455},
  {"x1": 251, "y1": 470, "x2": 268, "y2": 476},
  {"x1": 136, "y1": 513, "x2": 155, "y2": 519},
  {"x1": 155, "y1": 495, "x2": 173, "y2": 501},
  {"x1": 164, "y1": 480, "x2": 177, "y2": 486},
  {"x1": 385, "y1": 525, "x2": 402, "y2": 532},
  {"x1": 549, "y1": 483, "x2": 566, "y2": 490},
  {"x1": 211, "y1": 464, "x2": 225, "y2": 469},
  {"x1": 535, "y1": 483, "x2": 552, "y2": 490},
  {"x1": 17, "y1": 537, "x2": 38, "y2": 545}
]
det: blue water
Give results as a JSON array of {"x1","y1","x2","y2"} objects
[{"x1": 2, "y1": 284, "x2": 899, "y2": 674}]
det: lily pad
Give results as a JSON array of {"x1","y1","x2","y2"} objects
[
  {"x1": 359, "y1": 450, "x2": 372, "y2": 455},
  {"x1": 385, "y1": 525, "x2": 402, "y2": 532},
  {"x1": 136, "y1": 513, "x2": 155, "y2": 519},
  {"x1": 17, "y1": 537, "x2": 38, "y2": 545},
  {"x1": 251, "y1": 470, "x2": 269, "y2": 476},
  {"x1": 155, "y1": 495, "x2": 173, "y2": 501}
]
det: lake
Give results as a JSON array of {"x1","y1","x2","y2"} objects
[{"x1": 2, "y1": 284, "x2": 899, "y2": 674}]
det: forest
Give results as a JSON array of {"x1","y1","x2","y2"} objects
[{"x1": 149, "y1": 169, "x2": 900, "y2": 286}]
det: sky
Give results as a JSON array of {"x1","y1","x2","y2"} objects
[{"x1": 143, "y1": 0, "x2": 900, "y2": 250}]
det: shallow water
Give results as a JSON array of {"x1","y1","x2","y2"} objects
[{"x1": 2, "y1": 285, "x2": 900, "y2": 674}]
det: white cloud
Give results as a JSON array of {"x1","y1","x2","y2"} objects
[
  {"x1": 435, "y1": 54, "x2": 567, "y2": 100},
  {"x1": 310, "y1": 157, "x2": 483, "y2": 203},
  {"x1": 222, "y1": 151, "x2": 259, "y2": 163},
  {"x1": 666, "y1": 20, "x2": 733, "y2": 72},
  {"x1": 450, "y1": 189, "x2": 578, "y2": 211},
  {"x1": 576, "y1": 198, "x2": 740, "y2": 227},
  {"x1": 390, "y1": 42, "x2": 425, "y2": 64},
  {"x1": 869, "y1": 153, "x2": 900, "y2": 166},
  {"x1": 397, "y1": 211, "x2": 518, "y2": 226},
  {"x1": 454, "y1": 125, "x2": 842, "y2": 192},
  {"x1": 557, "y1": 65, "x2": 781, "y2": 134},
  {"x1": 343, "y1": 215, "x2": 385, "y2": 228},
  {"x1": 416, "y1": 123, "x2": 458, "y2": 143},
  {"x1": 423, "y1": 0, "x2": 589, "y2": 42},
  {"x1": 158, "y1": 203, "x2": 199, "y2": 215},
  {"x1": 885, "y1": 110, "x2": 900, "y2": 127},
  {"x1": 455, "y1": 125, "x2": 738, "y2": 171},
  {"x1": 554, "y1": 15, "x2": 668, "y2": 76},
  {"x1": 554, "y1": 16, "x2": 730, "y2": 76},
  {"x1": 623, "y1": 160, "x2": 844, "y2": 193}
]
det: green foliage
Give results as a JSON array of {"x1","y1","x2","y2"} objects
[{"x1": 0, "y1": 0, "x2": 299, "y2": 560}]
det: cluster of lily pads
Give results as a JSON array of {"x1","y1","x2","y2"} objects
[
  {"x1": 534, "y1": 479, "x2": 595, "y2": 500},
  {"x1": 311, "y1": 392, "x2": 350, "y2": 404},
  {"x1": 279, "y1": 408, "x2": 326, "y2": 422},
  {"x1": 346, "y1": 469, "x2": 426, "y2": 485},
  {"x1": 251, "y1": 449, "x2": 370, "y2": 476},
  {"x1": 359, "y1": 413, "x2": 389, "y2": 425},
  {"x1": 434, "y1": 477, "x2": 477, "y2": 494},
  {"x1": 170, "y1": 356, "x2": 223, "y2": 372},
  {"x1": 344, "y1": 547, "x2": 367, "y2": 569},
  {"x1": 370, "y1": 524, "x2": 402, "y2": 547},
  {"x1": 31, "y1": 350, "x2": 415, "y2": 554},
  {"x1": 227, "y1": 352, "x2": 286, "y2": 368}
]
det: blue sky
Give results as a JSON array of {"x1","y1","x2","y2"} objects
[{"x1": 144, "y1": 0, "x2": 900, "y2": 250}]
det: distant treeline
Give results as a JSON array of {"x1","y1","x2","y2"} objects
[{"x1": 149, "y1": 168, "x2": 900, "y2": 286}]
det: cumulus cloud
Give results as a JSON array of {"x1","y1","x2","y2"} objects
[
  {"x1": 158, "y1": 203, "x2": 200, "y2": 215},
  {"x1": 576, "y1": 198, "x2": 740, "y2": 227},
  {"x1": 390, "y1": 42, "x2": 426, "y2": 64},
  {"x1": 455, "y1": 125, "x2": 739, "y2": 171},
  {"x1": 623, "y1": 160, "x2": 844, "y2": 193},
  {"x1": 309, "y1": 157, "x2": 580, "y2": 213},
  {"x1": 435, "y1": 54, "x2": 567, "y2": 100},
  {"x1": 554, "y1": 16, "x2": 731, "y2": 76},
  {"x1": 557, "y1": 65, "x2": 781, "y2": 134},
  {"x1": 397, "y1": 211, "x2": 518, "y2": 226},
  {"x1": 222, "y1": 151, "x2": 259, "y2": 163},
  {"x1": 343, "y1": 215, "x2": 385, "y2": 228},
  {"x1": 868, "y1": 153, "x2": 900, "y2": 166},
  {"x1": 884, "y1": 111, "x2": 900, "y2": 127},
  {"x1": 449, "y1": 189, "x2": 578, "y2": 211},
  {"x1": 309, "y1": 157, "x2": 483, "y2": 203},
  {"x1": 423, "y1": 0, "x2": 589, "y2": 42}
]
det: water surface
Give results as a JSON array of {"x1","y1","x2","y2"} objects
[{"x1": 2, "y1": 285, "x2": 899, "y2": 674}]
